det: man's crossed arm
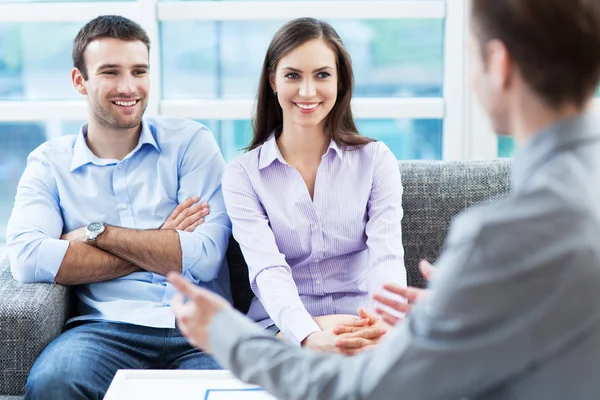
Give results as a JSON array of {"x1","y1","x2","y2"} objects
[{"x1": 55, "y1": 197, "x2": 209, "y2": 285}]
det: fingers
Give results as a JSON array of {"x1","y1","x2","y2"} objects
[
  {"x1": 172, "y1": 203, "x2": 208, "y2": 228},
  {"x1": 171, "y1": 293, "x2": 185, "y2": 316},
  {"x1": 335, "y1": 337, "x2": 370, "y2": 350},
  {"x1": 334, "y1": 318, "x2": 370, "y2": 330},
  {"x1": 357, "y1": 308, "x2": 379, "y2": 325},
  {"x1": 339, "y1": 343, "x2": 375, "y2": 356},
  {"x1": 333, "y1": 326, "x2": 360, "y2": 335},
  {"x1": 167, "y1": 196, "x2": 199, "y2": 221},
  {"x1": 356, "y1": 326, "x2": 387, "y2": 340},
  {"x1": 184, "y1": 219, "x2": 205, "y2": 232},
  {"x1": 419, "y1": 259, "x2": 435, "y2": 281},
  {"x1": 171, "y1": 292, "x2": 192, "y2": 331},
  {"x1": 178, "y1": 210, "x2": 206, "y2": 231},
  {"x1": 163, "y1": 197, "x2": 210, "y2": 230},
  {"x1": 335, "y1": 328, "x2": 384, "y2": 351},
  {"x1": 381, "y1": 285, "x2": 423, "y2": 304},
  {"x1": 167, "y1": 272, "x2": 202, "y2": 301},
  {"x1": 373, "y1": 292, "x2": 412, "y2": 313},
  {"x1": 333, "y1": 325, "x2": 386, "y2": 338},
  {"x1": 379, "y1": 283, "x2": 406, "y2": 296},
  {"x1": 375, "y1": 307, "x2": 402, "y2": 327}
]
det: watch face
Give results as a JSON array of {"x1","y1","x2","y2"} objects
[{"x1": 88, "y1": 222, "x2": 104, "y2": 233}]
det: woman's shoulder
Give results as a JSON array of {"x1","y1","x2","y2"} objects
[
  {"x1": 342, "y1": 140, "x2": 393, "y2": 162},
  {"x1": 227, "y1": 145, "x2": 263, "y2": 169}
]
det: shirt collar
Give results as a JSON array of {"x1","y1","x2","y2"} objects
[
  {"x1": 511, "y1": 110, "x2": 600, "y2": 191},
  {"x1": 258, "y1": 128, "x2": 343, "y2": 170},
  {"x1": 258, "y1": 132, "x2": 285, "y2": 170},
  {"x1": 70, "y1": 119, "x2": 160, "y2": 172},
  {"x1": 327, "y1": 139, "x2": 344, "y2": 161}
]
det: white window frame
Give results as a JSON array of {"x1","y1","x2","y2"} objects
[{"x1": 0, "y1": 0, "x2": 495, "y2": 160}]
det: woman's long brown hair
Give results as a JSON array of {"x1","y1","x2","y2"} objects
[{"x1": 247, "y1": 18, "x2": 374, "y2": 151}]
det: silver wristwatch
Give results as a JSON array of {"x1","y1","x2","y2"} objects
[{"x1": 85, "y1": 222, "x2": 106, "y2": 247}]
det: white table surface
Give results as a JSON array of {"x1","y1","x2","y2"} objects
[{"x1": 104, "y1": 370, "x2": 278, "y2": 400}]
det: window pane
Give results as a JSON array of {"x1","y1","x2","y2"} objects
[
  {"x1": 199, "y1": 118, "x2": 442, "y2": 162},
  {"x1": 497, "y1": 136, "x2": 515, "y2": 158},
  {"x1": 198, "y1": 120, "x2": 254, "y2": 162},
  {"x1": 358, "y1": 119, "x2": 442, "y2": 160},
  {"x1": 161, "y1": 0, "x2": 429, "y2": 1},
  {"x1": 161, "y1": 20, "x2": 443, "y2": 98},
  {"x1": 0, "y1": 23, "x2": 82, "y2": 100},
  {"x1": 0, "y1": 121, "x2": 83, "y2": 244},
  {"x1": 0, "y1": 0, "x2": 129, "y2": 2}
]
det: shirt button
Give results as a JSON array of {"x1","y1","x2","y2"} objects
[
  {"x1": 315, "y1": 280, "x2": 321, "y2": 285},
  {"x1": 117, "y1": 164, "x2": 123, "y2": 169},
  {"x1": 120, "y1": 203, "x2": 128, "y2": 210},
  {"x1": 314, "y1": 258, "x2": 320, "y2": 263},
  {"x1": 312, "y1": 224, "x2": 319, "y2": 230}
]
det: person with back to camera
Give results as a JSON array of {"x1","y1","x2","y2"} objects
[{"x1": 169, "y1": 0, "x2": 600, "y2": 398}]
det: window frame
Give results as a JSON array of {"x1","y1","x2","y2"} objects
[{"x1": 0, "y1": 0, "x2": 482, "y2": 159}]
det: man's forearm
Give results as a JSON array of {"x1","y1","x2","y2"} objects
[
  {"x1": 210, "y1": 310, "x2": 373, "y2": 400},
  {"x1": 55, "y1": 242, "x2": 141, "y2": 285},
  {"x1": 96, "y1": 225, "x2": 182, "y2": 276}
]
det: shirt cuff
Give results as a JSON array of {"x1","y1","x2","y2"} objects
[
  {"x1": 283, "y1": 311, "x2": 321, "y2": 347},
  {"x1": 176, "y1": 230, "x2": 197, "y2": 274},
  {"x1": 209, "y1": 308, "x2": 266, "y2": 370},
  {"x1": 37, "y1": 238, "x2": 69, "y2": 283}
]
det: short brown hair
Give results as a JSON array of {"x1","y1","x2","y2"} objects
[
  {"x1": 471, "y1": 0, "x2": 600, "y2": 108},
  {"x1": 247, "y1": 18, "x2": 374, "y2": 151},
  {"x1": 73, "y1": 15, "x2": 150, "y2": 80}
]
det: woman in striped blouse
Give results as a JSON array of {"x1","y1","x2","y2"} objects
[{"x1": 222, "y1": 17, "x2": 407, "y2": 354}]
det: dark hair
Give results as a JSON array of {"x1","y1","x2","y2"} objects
[
  {"x1": 471, "y1": 0, "x2": 600, "y2": 108},
  {"x1": 247, "y1": 17, "x2": 374, "y2": 151},
  {"x1": 73, "y1": 15, "x2": 150, "y2": 80}
]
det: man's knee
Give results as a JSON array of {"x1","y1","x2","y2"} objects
[
  {"x1": 25, "y1": 363, "x2": 95, "y2": 400},
  {"x1": 25, "y1": 345, "x2": 105, "y2": 400}
]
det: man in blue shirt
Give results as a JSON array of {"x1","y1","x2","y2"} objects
[{"x1": 5, "y1": 15, "x2": 232, "y2": 399}]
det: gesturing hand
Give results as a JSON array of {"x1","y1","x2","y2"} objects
[
  {"x1": 161, "y1": 196, "x2": 210, "y2": 232},
  {"x1": 168, "y1": 273, "x2": 232, "y2": 352},
  {"x1": 373, "y1": 260, "x2": 434, "y2": 326}
]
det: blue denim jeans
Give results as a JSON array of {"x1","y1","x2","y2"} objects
[{"x1": 25, "y1": 320, "x2": 220, "y2": 400}]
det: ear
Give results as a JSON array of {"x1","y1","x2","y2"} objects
[
  {"x1": 486, "y1": 40, "x2": 512, "y2": 91},
  {"x1": 269, "y1": 68, "x2": 277, "y2": 93},
  {"x1": 72, "y1": 68, "x2": 87, "y2": 96}
]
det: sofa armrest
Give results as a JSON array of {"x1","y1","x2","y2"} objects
[{"x1": 0, "y1": 257, "x2": 72, "y2": 395}]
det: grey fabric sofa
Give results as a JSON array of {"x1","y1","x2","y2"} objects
[{"x1": 0, "y1": 159, "x2": 511, "y2": 399}]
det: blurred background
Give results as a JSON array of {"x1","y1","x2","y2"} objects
[{"x1": 1, "y1": 0, "x2": 598, "y2": 258}]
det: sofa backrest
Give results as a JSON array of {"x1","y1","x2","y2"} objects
[
  {"x1": 399, "y1": 159, "x2": 511, "y2": 288},
  {"x1": 227, "y1": 159, "x2": 512, "y2": 314}
]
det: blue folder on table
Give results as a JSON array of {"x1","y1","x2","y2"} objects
[{"x1": 204, "y1": 387, "x2": 278, "y2": 400}]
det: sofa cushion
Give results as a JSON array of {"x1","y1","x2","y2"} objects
[{"x1": 0, "y1": 257, "x2": 72, "y2": 395}]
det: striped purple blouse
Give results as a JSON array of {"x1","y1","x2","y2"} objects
[{"x1": 222, "y1": 134, "x2": 406, "y2": 346}]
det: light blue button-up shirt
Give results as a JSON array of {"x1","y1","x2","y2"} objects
[{"x1": 6, "y1": 116, "x2": 232, "y2": 328}]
